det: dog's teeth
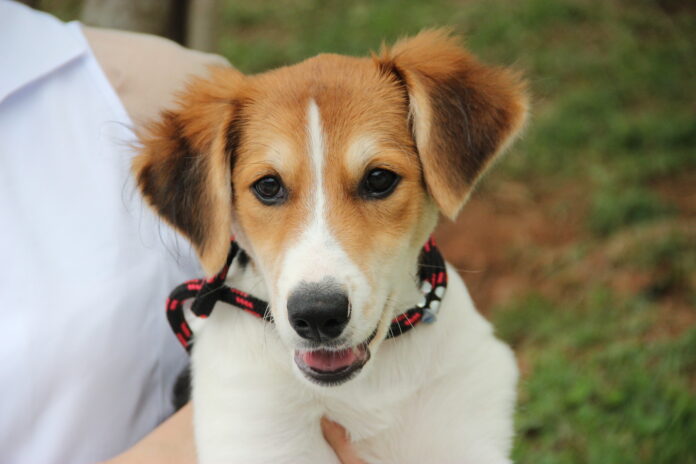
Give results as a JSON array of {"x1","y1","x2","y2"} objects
[
  {"x1": 421, "y1": 281, "x2": 432, "y2": 294},
  {"x1": 435, "y1": 286, "x2": 445, "y2": 298}
]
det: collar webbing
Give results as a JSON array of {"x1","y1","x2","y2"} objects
[{"x1": 166, "y1": 237, "x2": 447, "y2": 352}]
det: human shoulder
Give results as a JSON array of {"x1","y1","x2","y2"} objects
[{"x1": 82, "y1": 26, "x2": 231, "y2": 126}]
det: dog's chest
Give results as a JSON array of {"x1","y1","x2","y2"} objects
[{"x1": 321, "y1": 374, "x2": 424, "y2": 441}]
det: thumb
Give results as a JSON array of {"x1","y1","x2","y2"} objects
[{"x1": 321, "y1": 417, "x2": 367, "y2": 464}]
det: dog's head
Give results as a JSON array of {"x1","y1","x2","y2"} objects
[{"x1": 134, "y1": 30, "x2": 527, "y2": 386}]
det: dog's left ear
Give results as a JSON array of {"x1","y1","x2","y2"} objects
[{"x1": 377, "y1": 29, "x2": 529, "y2": 219}]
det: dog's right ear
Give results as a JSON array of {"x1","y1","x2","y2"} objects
[{"x1": 133, "y1": 67, "x2": 245, "y2": 275}]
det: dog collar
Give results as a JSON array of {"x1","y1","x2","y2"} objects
[{"x1": 166, "y1": 237, "x2": 447, "y2": 352}]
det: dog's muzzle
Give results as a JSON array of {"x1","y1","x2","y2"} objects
[{"x1": 286, "y1": 279, "x2": 373, "y2": 385}]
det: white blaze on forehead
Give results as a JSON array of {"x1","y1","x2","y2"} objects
[
  {"x1": 307, "y1": 100, "x2": 326, "y2": 217},
  {"x1": 274, "y1": 99, "x2": 372, "y2": 342}
]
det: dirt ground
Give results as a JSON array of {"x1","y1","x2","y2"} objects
[
  {"x1": 434, "y1": 175, "x2": 696, "y2": 336},
  {"x1": 434, "y1": 178, "x2": 584, "y2": 313}
]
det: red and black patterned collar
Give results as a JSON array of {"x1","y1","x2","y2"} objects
[{"x1": 166, "y1": 238, "x2": 447, "y2": 352}]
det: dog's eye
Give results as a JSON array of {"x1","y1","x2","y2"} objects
[
  {"x1": 360, "y1": 169, "x2": 400, "y2": 199},
  {"x1": 252, "y1": 176, "x2": 287, "y2": 205}
]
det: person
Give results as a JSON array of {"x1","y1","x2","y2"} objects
[{"x1": 0, "y1": 2, "x2": 360, "y2": 462}]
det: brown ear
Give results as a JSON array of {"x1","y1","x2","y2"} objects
[
  {"x1": 133, "y1": 67, "x2": 245, "y2": 274},
  {"x1": 377, "y1": 29, "x2": 529, "y2": 219}
]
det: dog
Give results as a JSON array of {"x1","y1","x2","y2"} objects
[{"x1": 134, "y1": 29, "x2": 528, "y2": 463}]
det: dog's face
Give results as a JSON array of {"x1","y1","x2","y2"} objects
[
  {"x1": 230, "y1": 59, "x2": 438, "y2": 384},
  {"x1": 134, "y1": 30, "x2": 527, "y2": 386}
]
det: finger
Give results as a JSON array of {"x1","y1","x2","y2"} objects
[{"x1": 321, "y1": 418, "x2": 367, "y2": 464}]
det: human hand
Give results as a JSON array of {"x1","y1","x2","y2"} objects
[{"x1": 321, "y1": 417, "x2": 367, "y2": 464}]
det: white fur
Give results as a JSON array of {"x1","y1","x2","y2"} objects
[
  {"x1": 192, "y1": 265, "x2": 518, "y2": 463},
  {"x1": 189, "y1": 100, "x2": 519, "y2": 463}
]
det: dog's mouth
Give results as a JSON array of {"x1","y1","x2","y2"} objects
[{"x1": 294, "y1": 339, "x2": 372, "y2": 386}]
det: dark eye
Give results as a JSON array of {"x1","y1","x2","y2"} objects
[
  {"x1": 252, "y1": 176, "x2": 287, "y2": 205},
  {"x1": 360, "y1": 168, "x2": 400, "y2": 199}
]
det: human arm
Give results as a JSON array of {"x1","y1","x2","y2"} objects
[
  {"x1": 103, "y1": 409, "x2": 364, "y2": 464},
  {"x1": 100, "y1": 404, "x2": 196, "y2": 464}
]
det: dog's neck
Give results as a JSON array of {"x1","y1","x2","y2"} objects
[{"x1": 224, "y1": 254, "x2": 271, "y2": 302}]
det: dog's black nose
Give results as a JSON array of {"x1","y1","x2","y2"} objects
[{"x1": 287, "y1": 280, "x2": 349, "y2": 342}]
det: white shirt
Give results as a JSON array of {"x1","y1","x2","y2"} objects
[{"x1": 0, "y1": 2, "x2": 201, "y2": 462}]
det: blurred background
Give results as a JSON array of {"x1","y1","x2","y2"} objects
[{"x1": 24, "y1": 0, "x2": 696, "y2": 462}]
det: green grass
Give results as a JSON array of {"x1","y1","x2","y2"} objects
[
  {"x1": 619, "y1": 226, "x2": 696, "y2": 301},
  {"x1": 589, "y1": 186, "x2": 673, "y2": 237},
  {"x1": 495, "y1": 290, "x2": 696, "y2": 463}
]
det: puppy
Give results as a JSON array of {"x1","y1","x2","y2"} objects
[{"x1": 134, "y1": 29, "x2": 528, "y2": 464}]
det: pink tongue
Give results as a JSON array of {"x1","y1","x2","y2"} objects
[{"x1": 302, "y1": 348, "x2": 357, "y2": 372}]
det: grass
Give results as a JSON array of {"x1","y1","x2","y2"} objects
[
  {"x1": 589, "y1": 186, "x2": 672, "y2": 237},
  {"x1": 39, "y1": 0, "x2": 696, "y2": 462},
  {"x1": 496, "y1": 290, "x2": 696, "y2": 463}
]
